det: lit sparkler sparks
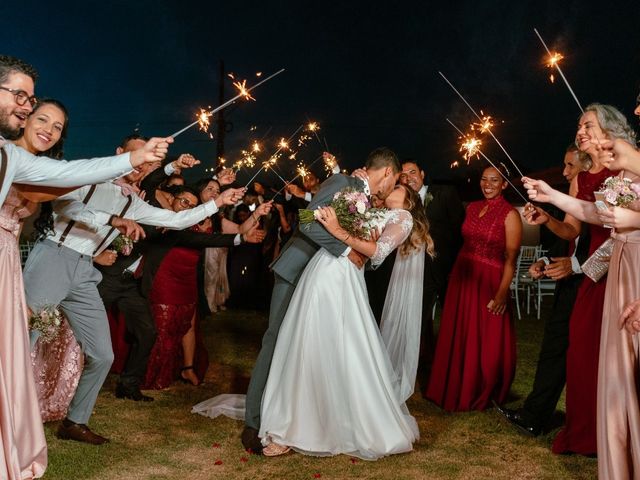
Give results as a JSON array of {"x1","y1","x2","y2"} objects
[
  {"x1": 546, "y1": 52, "x2": 563, "y2": 83},
  {"x1": 460, "y1": 135, "x2": 482, "y2": 163},
  {"x1": 170, "y1": 68, "x2": 285, "y2": 138},
  {"x1": 296, "y1": 164, "x2": 310, "y2": 178},
  {"x1": 438, "y1": 71, "x2": 525, "y2": 178},
  {"x1": 232, "y1": 79, "x2": 256, "y2": 101},
  {"x1": 446, "y1": 118, "x2": 529, "y2": 203},
  {"x1": 323, "y1": 152, "x2": 337, "y2": 173},
  {"x1": 197, "y1": 108, "x2": 212, "y2": 133},
  {"x1": 534, "y1": 28, "x2": 584, "y2": 113},
  {"x1": 251, "y1": 141, "x2": 261, "y2": 153},
  {"x1": 277, "y1": 138, "x2": 290, "y2": 150},
  {"x1": 471, "y1": 114, "x2": 495, "y2": 134}
]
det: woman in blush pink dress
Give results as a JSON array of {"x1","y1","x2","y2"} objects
[{"x1": 1, "y1": 98, "x2": 72, "y2": 479}]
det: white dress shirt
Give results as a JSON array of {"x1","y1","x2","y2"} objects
[
  {"x1": 418, "y1": 184, "x2": 428, "y2": 204},
  {"x1": 51, "y1": 182, "x2": 221, "y2": 256},
  {"x1": 0, "y1": 139, "x2": 133, "y2": 207}
]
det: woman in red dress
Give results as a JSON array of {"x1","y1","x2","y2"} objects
[
  {"x1": 521, "y1": 104, "x2": 635, "y2": 455},
  {"x1": 426, "y1": 165, "x2": 522, "y2": 411}
]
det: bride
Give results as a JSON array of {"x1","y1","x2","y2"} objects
[{"x1": 258, "y1": 183, "x2": 429, "y2": 459}]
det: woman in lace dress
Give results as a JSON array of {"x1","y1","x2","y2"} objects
[
  {"x1": 426, "y1": 165, "x2": 522, "y2": 411},
  {"x1": 259, "y1": 184, "x2": 425, "y2": 460}
]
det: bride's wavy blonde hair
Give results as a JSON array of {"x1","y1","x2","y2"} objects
[{"x1": 398, "y1": 184, "x2": 435, "y2": 258}]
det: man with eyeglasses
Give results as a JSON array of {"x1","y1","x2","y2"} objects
[
  {"x1": 0, "y1": 54, "x2": 176, "y2": 478},
  {"x1": 22, "y1": 132, "x2": 247, "y2": 444},
  {"x1": 0, "y1": 55, "x2": 174, "y2": 206}
]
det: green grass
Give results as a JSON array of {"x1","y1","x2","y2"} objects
[{"x1": 42, "y1": 306, "x2": 597, "y2": 479}]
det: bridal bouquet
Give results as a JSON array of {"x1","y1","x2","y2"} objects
[
  {"x1": 111, "y1": 234, "x2": 134, "y2": 256},
  {"x1": 29, "y1": 304, "x2": 64, "y2": 343},
  {"x1": 299, "y1": 187, "x2": 386, "y2": 239},
  {"x1": 601, "y1": 176, "x2": 640, "y2": 208}
]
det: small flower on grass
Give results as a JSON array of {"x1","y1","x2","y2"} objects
[
  {"x1": 240, "y1": 456, "x2": 248, "y2": 463},
  {"x1": 350, "y1": 458, "x2": 358, "y2": 464},
  {"x1": 214, "y1": 459, "x2": 223, "y2": 465},
  {"x1": 211, "y1": 443, "x2": 221, "y2": 449},
  {"x1": 313, "y1": 474, "x2": 322, "y2": 478}
]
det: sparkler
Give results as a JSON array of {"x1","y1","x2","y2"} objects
[
  {"x1": 533, "y1": 28, "x2": 583, "y2": 113},
  {"x1": 170, "y1": 68, "x2": 285, "y2": 138},
  {"x1": 438, "y1": 71, "x2": 525, "y2": 178},
  {"x1": 446, "y1": 118, "x2": 529, "y2": 203},
  {"x1": 243, "y1": 124, "x2": 304, "y2": 188},
  {"x1": 272, "y1": 153, "x2": 325, "y2": 197}
]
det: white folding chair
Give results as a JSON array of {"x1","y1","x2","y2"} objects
[{"x1": 510, "y1": 245, "x2": 539, "y2": 320}]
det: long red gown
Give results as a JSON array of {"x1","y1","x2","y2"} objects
[
  {"x1": 142, "y1": 245, "x2": 209, "y2": 390},
  {"x1": 551, "y1": 167, "x2": 611, "y2": 456},
  {"x1": 426, "y1": 195, "x2": 516, "y2": 411}
]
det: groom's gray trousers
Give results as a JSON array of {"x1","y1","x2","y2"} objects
[
  {"x1": 244, "y1": 273, "x2": 296, "y2": 430},
  {"x1": 244, "y1": 173, "x2": 363, "y2": 430},
  {"x1": 23, "y1": 239, "x2": 113, "y2": 425}
]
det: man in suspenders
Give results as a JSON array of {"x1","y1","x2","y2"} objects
[{"x1": 23, "y1": 179, "x2": 245, "y2": 444}]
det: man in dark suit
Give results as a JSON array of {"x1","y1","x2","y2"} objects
[
  {"x1": 497, "y1": 145, "x2": 590, "y2": 435},
  {"x1": 242, "y1": 147, "x2": 401, "y2": 454}
]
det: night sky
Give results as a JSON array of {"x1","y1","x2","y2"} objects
[{"x1": 3, "y1": 0, "x2": 640, "y2": 193}]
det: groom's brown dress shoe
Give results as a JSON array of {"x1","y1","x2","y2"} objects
[
  {"x1": 241, "y1": 426, "x2": 263, "y2": 454},
  {"x1": 56, "y1": 419, "x2": 110, "y2": 445}
]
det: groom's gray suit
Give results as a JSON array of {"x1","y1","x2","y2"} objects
[{"x1": 245, "y1": 173, "x2": 366, "y2": 430}]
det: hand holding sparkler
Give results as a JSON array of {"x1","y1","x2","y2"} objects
[
  {"x1": 216, "y1": 168, "x2": 236, "y2": 186},
  {"x1": 215, "y1": 187, "x2": 246, "y2": 208},
  {"x1": 171, "y1": 153, "x2": 201, "y2": 173},
  {"x1": 522, "y1": 177, "x2": 555, "y2": 204}
]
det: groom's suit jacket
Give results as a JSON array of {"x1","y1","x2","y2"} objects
[{"x1": 271, "y1": 173, "x2": 363, "y2": 286}]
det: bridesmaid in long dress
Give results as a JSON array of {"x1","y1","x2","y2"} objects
[
  {"x1": 426, "y1": 165, "x2": 522, "y2": 411},
  {"x1": 0, "y1": 98, "x2": 74, "y2": 479},
  {"x1": 525, "y1": 104, "x2": 635, "y2": 456},
  {"x1": 538, "y1": 138, "x2": 640, "y2": 479},
  {"x1": 14, "y1": 100, "x2": 85, "y2": 423}
]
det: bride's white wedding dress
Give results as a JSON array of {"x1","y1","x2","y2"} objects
[{"x1": 258, "y1": 209, "x2": 418, "y2": 460}]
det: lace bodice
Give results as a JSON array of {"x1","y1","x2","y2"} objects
[
  {"x1": 371, "y1": 209, "x2": 413, "y2": 266},
  {"x1": 459, "y1": 196, "x2": 514, "y2": 269},
  {"x1": 0, "y1": 186, "x2": 37, "y2": 237}
]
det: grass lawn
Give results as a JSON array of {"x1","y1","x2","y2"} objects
[{"x1": 42, "y1": 305, "x2": 597, "y2": 479}]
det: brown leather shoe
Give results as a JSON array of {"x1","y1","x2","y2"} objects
[{"x1": 56, "y1": 419, "x2": 110, "y2": 445}]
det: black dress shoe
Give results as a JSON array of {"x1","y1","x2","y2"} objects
[
  {"x1": 56, "y1": 419, "x2": 110, "y2": 445},
  {"x1": 241, "y1": 426, "x2": 263, "y2": 454},
  {"x1": 495, "y1": 405, "x2": 542, "y2": 437},
  {"x1": 115, "y1": 384, "x2": 154, "y2": 402}
]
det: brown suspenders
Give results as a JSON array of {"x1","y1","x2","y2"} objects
[
  {"x1": 57, "y1": 184, "x2": 97, "y2": 246},
  {"x1": 0, "y1": 148, "x2": 7, "y2": 187},
  {"x1": 92, "y1": 195, "x2": 133, "y2": 255}
]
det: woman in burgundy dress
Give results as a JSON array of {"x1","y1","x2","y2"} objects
[
  {"x1": 426, "y1": 165, "x2": 522, "y2": 411},
  {"x1": 522, "y1": 104, "x2": 635, "y2": 455}
]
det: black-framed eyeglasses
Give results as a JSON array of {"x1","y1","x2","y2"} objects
[{"x1": 0, "y1": 86, "x2": 37, "y2": 107}]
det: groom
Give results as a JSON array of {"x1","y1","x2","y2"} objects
[{"x1": 242, "y1": 147, "x2": 401, "y2": 453}]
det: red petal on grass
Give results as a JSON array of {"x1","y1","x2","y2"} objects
[
  {"x1": 211, "y1": 443, "x2": 221, "y2": 448},
  {"x1": 350, "y1": 458, "x2": 358, "y2": 464},
  {"x1": 313, "y1": 474, "x2": 322, "y2": 478},
  {"x1": 214, "y1": 460, "x2": 223, "y2": 465},
  {"x1": 240, "y1": 457, "x2": 248, "y2": 463}
]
